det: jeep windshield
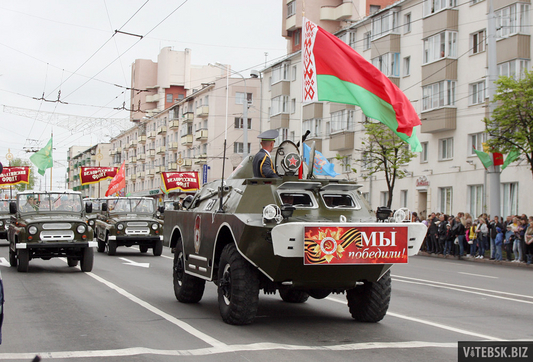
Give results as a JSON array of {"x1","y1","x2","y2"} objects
[
  {"x1": 107, "y1": 198, "x2": 154, "y2": 214},
  {"x1": 17, "y1": 193, "x2": 82, "y2": 213}
]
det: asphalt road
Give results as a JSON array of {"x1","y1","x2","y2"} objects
[{"x1": 0, "y1": 241, "x2": 531, "y2": 362}]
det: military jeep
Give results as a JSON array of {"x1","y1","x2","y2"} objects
[
  {"x1": 83, "y1": 197, "x2": 107, "y2": 230},
  {"x1": 164, "y1": 140, "x2": 427, "y2": 325},
  {"x1": 0, "y1": 199, "x2": 14, "y2": 241},
  {"x1": 94, "y1": 197, "x2": 164, "y2": 256},
  {"x1": 7, "y1": 190, "x2": 96, "y2": 272}
]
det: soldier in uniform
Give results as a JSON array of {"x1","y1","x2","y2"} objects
[{"x1": 252, "y1": 130, "x2": 280, "y2": 178}]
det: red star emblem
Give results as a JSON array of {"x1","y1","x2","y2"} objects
[{"x1": 288, "y1": 155, "x2": 298, "y2": 166}]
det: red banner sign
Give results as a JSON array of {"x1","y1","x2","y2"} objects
[
  {"x1": 161, "y1": 172, "x2": 200, "y2": 192},
  {"x1": 304, "y1": 226, "x2": 408, "y2": 265},
  {"x1": 80, "y1": 167, "x2": 117, "y2": 185},
  {"x1": 0, "y1": 166, "x2": 30, "y2": 185}
]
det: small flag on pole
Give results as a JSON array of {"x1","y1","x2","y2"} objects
[
  {"x1": 29, "y1": 137, "x2": 53, "y2": 176},
  {"x1": 501, "y1": 149, "x2": 520, "y2": 170}
]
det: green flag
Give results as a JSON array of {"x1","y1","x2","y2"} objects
[
  {"x1": 501, "y1": 149, "x2": 520, "y2": 171},
  {"x1": 473, "y1": 148, "x2": 493, "y2": 169},
  {"x1": 30, "y1": 137, "x2": 53, "y2": 176}
]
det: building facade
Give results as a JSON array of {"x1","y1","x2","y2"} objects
[{"x1": 67, "y1": 143, "x2": 112, "y2": 198}]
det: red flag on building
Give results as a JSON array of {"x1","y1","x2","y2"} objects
[
  {"x1": 492, "y1": 152, "x2": 504, "y2": 166},
  {"x1": 0, "y1": 166, "x2": 31, "y2": 186},
  {"x1": 80, "y1": 167, "x2": 117, "y2": 185},
  {"x1": 161, "y1": 172, "x2": 200, "y2": 193},
  {"x1": 105, "y1": 161, "x2": 126, "y2": 197}
]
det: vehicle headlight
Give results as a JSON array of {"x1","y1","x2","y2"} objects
[
  {"x1": 88, "y1": 219, "x2": 95, "y2": 226},
  {"x1": 77, "y1": 224, "x2": 86, "y2": 234},
  {"x1": 151, "y1": 223, "x2": 159, "y2": 230},
  {"x1": 28, "y1": 225, "x2": 38, "y2": 235},
  {"x1": 263, "y1": 204, "x2": 283, "y2": 224},
  {"x1": 117, "y1": 223, "x2": 124, "y2": 230},
  {"x1": 0, "y1": 220, "x2": 3, "y2": 227}
]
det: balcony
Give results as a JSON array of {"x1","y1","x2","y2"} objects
[
  {"x1": 138, "y1": 171, "x2": 145, "y2": 179},
  {"x1": 169, "y1": 120, "x2": 179, "y2": 129},
  {"x1": 138, "y1": 135, "x2": 146, "y2": 144},
  {"x1": 168, "y1": 162, "x2": 177, "y2": 171},
  {"x1": 420, "y1": 108, "x2": 457, "y2": 133},
  {"x1": 129, "y1": 156, "x2": 137, "y2": 163},
  {"x1": 137, "y1": 154, "x2": 146, "y2": 162},
  {"x1": 109, "y1": 149, "x2": 116, "y2": 156},
  {"x1": 145, "y1": 93, "x2": 160, "y2": 103},
  {"x1": 328, "y1": 131, "x2": 355, "y2": 152},
  {"x1": 182, "y1": 111, "x2": 194, "y2": 123},
  {"x1": 147, "y1": 169, "x2": 155, "y2": 177},
  {"x1": 195, "y1": 129, "x2": 208, "y2": 141},
  {"x1": 130, "y1": 174, "x2": 137, "y2": 181},
  {"x1": 129, "y1": 139, "x2": 138, "y2": 148},
  {"x1": 182, "y1": 159, "x2": 192, "y2": 167},
  {"x1": 196, "y1": 106, "x2": 209, "y2": 117},
  {"x1": 157, "y1": 146, "x2": 166, "y2": 155},
  {"x1": 155, "y1": 166, "x2": 164, "y2": 173},
  {"x1": 157, "y1": 126, "x2": 167, "y2": 135},
  {"x1": 147, "y1": 149, "x2": 156, "y2": 158},
  {"x1": 320, "y1": 2, "x2": 352, "y2": 21},
  {"x1": 181, "y1": 134, "x2": 193, "y2": 146},
  {"x1": 147, "y1": 131, "x2": 156, "y2": 139},
  {"x1": 195, "y1": 155, "x2": 207, "y2": 165},
  {"x1": 168, "y1": 142, "x2": 178, "y2": 151}
]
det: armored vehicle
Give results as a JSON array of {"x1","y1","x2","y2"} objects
[
  {"x1": 164, "y1": 141, "x2": 427, "y2": 325},
  {"x1": 95, "y1": 197, "x2": 164, "y2": 255},
  {"x1": 0, "y1": 199, "x2": 14, "y2": 241},
  {"x1": 7, "y1": 190, "x2": 96, "y2": 272}
]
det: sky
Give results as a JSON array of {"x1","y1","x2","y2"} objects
[{"x1": 0, "y1": 0, "x2": 287, "y2": 190}]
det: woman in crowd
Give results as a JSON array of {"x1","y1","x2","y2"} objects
[
  {"x1": 515, "y1": 217, "x2": 527, "y2": 262},
  {"x1": 475, "y1": 217, "x2": 489, "y2": 259},
  {"x1": 465, "y1": 219, "x2": 476, "y2": 257},
  {"x1": 525, "y1": 216, "x2": 533, "y2": 265}
]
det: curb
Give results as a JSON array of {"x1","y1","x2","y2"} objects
[{"x1": 417, "y1": 251, "x2": 532, "y2": 268}]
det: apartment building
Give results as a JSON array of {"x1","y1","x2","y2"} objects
[
  {"x1": 265, "y1": 0, "x2": 531, "y2": 217},
  {"x1": 67, "y1": 143, "x2": 112, "y2": 198}
]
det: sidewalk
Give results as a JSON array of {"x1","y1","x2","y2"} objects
[{"x1": 417, "y1": 251, "x2": 532, "y2": 268}]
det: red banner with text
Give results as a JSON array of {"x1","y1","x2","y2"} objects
[
  {"x1": 0, "y1": 166, "x2": 31, "y2": 186},
  {"x1": 304, "y1": 226, "x2": 408, "y2": 265},
  {"x1": 80, "y1": 167, "x2": 117, "y2": 185},
  {"x1": 161, "y1": 172, "x2": 200, "y2": 192}
]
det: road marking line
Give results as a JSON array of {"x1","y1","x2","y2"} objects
[
  {"x1": 85, "y1": 272, "x2": 226, "y2": 348},
  {"x1": 458, "y1": 272, "x2": 498, "y2": 279},
  {"x1": 326, "y1": 296, "x2": 501, "y2": 341}
]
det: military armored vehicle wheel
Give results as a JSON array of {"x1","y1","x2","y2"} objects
[
  {"x1": 279, "y1": 289, "x2": 309, "y2": 303},
  {"x1": 97, "y1": 240, "x2": 105, "y2": 253},
  {"x1": 80, "y1": 247, "x2": 94, "y2": 272},
  {"x1": 217, "y1": 243, "x2": 260, "y2": 325},
  {"x1": 9, "y1": 248, "x2": 17, "y2": 267},
  {"x1": 139, "y1": 245, "x2": 148, "y2": 253},
  {"x1": 17, "y1": 249, "x2": 29, "y2": 272},
  {"x1": 67, "y1": 257, "x2": 78, "y2": 267},
  {"x1": 346, "y1": 270, "x2": 391, "y2": 323},
  {"x1": 107, "y1": 238, "x2": 117, "y2": 256},
  {"x1": 153, "y1": 239, "x2": 163, "y2": 256},
  {"x1": 173, "y1": 238, "x2": 205, "y2": 303}
]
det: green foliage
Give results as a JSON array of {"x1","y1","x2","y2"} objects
[
  {"x1": 7, "y1": 158, "x2": 36, "y2": 192},
  {"x1": 334, "y1": 154, "x2": 357, "y2": 179},
  {"x1": 356, "y1": 120, "x2": 416, "y2": 208},
  {"x1": 484, "y1": 70, "x2": 533, "y2": 176}
]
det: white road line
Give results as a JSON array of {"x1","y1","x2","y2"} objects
[
  {"x1": 458, "y1": 272, "x2": 498, "y2": 279},
  {"x1": 326, "y1": 296, "x2": 501, "y2": 341}
]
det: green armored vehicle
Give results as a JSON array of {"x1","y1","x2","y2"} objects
[
  {"x1": 164, "y1": 141, "x2": 427, "y2": 325},
  {"x1": 94, "y1": 197, "x2": 164, "y2": 255},
  {"x1": 7, "y1": 190, "x2": 96, "y2": 272}
]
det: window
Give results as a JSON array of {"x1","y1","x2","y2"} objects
[
  {"x1": 275, "y1": 128, "x2": 289, "y2": 145},
  {"x1": 400, "y1": 190, "x2": 408, "y2": 208},
  {"x1": 234, "y1": 117, "x2": 252, "y2": 129},
  {"x1": 349, "y1": 31, "x2": 357, "y2": 49},
  {"x1": 371, "y1": 10, "x2": 399, "y2": 40},
  {"x1": 420, "y1": 142, "x2": 428, "y2": 163},
  {"x1": 469, "y1": 185, "x2": 484, "y2": 216},
  {"x1": 271, "y1": 63, "x2": 290, "y2": 84},
  {"x1": 342, "y1": 155, "x2": 352, "y2": 173},
  {"x1": 236, "y1": 92, "x2": 252, "y2": 105},
  {"x1": 439, "y1": 187, "x2": 453, "y2": 214},
  {"x1": 291, "y1": 98, "x2": 296, "y2": 114},
  {"x1": 364, "y1": 32, "x2": 371, "y2": 50},
  {"x1": 496, "y1": 3, "x2": 530, "y2": 39},
  {"x1": 471, "y1": 30, "x2": 485, "y2": 54},
  {"x1": 423, "y1": 0, "x2": 457, "y2": 17},
  {"x1": 404, "y1": 13, "x2": 411, "y2": 33},
  {"x1": 234, "y1": 142, "x2": 251, "y2": 154},
  {"x1": 423, "y1": 31, "x2": 458, "y2": 64},
  {"x1": 292, "y1": 65, "x2": 297, "y2": 81},
  {"x1": 370, "y1": 5, "x2": 381, "y2": 14},
  {"x1": 271, "y1": 95, "x2": 289, "y2": 115},
  {"x1": 439, "y1": 137, "x2": 453, "y2": 160},
  {"x1": 403, "y1": 56, "x2": 411, "y2": 76},
  {"x1": 294, "y1": 29, "x2": 301, "y2": 46},
  {"x1": 166, "y1": 94, "x2": 173, "y2": 103},
  {"x1": 422, "y1": 80, "x2": 456, "y2": 111},
  {"x1": 468, "y1": 132, "x2": 487, "y2": 156},
  {"x1": 371, "y1": 53, "x2": 400, "y2": 77},
  {"x1": 287, "y1": 1, "x2": 296, "y2": 17},
  {"x1": 469, "y1": 81, "x2": 486, "y2": 105},
  {"x1": 498, "y1": 59, "x2": 530, "y2": 79},
  {"x1": 362, "y1": 151, "x2": 371, "y2": 170},
  {"x1": 303, "y1": 118, "x2": 322, "y2": 138},
  {"x1": 501, "y1": 182, "x2": 518, "y2": 217},
  {"x1": 380, "y1": 191, "x2": 389, "y2": 207},
  {"x1": 362, "y1": 192, "x2": 370, "y2": 203},
  {"x1": 279, "y1": 192, "x2": 315, "y2": 208},
  {"x1": 330, "y1": 109, "x2": 355, "y2": 133}
]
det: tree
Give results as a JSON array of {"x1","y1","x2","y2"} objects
[
  {"x1": 7, "y1": 158, "x2": 36, "y2": 192},
  {"x1": 484, "y1": 71, "x2": 533, "y2": 178},
  {"x1": 356, "y1": 120, "x2": 417, "y2": 209}
]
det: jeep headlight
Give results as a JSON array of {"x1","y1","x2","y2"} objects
[
  {"x1": 151, "y1": 223, "x2": 159, "y2": 230},
  {"x1": 117, "y1": 223, "x2": 124, "y2": 230},
  {"x1": 263, "y1": 204, "x2": 283, "y2": 224},
  {"x1": 77, "y1": 224, "x2": 86, "y2": 234},
  {"x1": 28, "y1": 225, "x2": 38, "y2": 235},
  {"x1": 0, "y1": 220, "x2": 3, "y2": 227},
  {"x1": 88, "y1": 219, "x2": 95, "y2": 227}
]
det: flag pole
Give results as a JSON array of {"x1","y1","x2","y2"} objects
[{"x1": 50, "y1": 131, "x2": 53, "y2": 191}]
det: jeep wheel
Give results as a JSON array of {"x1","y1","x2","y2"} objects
[
  {"x1": 80, "y1": 247, "x2": 94, "y2": 272},
  {"x1": 346, "y1": 270, "x2": 391, "y2": 323},
  {"x1": 67, "y1": 257, "x2": 78, "y2": 267},
  {"x1": 139, "y1": 245, "x2": 148, "y2": 253},
  {"x1": 153, "y1": 239, "x2": 163, "y2": 256},
  {"x1": 9, "y1": 248, "x2": 17, "y2": 267},
  {"x1": 279, "y1": 289, "x2": 309, "y2": 303},
  {"x1": 17, "y1": 249, "x2": 29, "y2": 272},
  {"x1": 217, "y1": 243, "x2": 259, "y2": 325},
  {"x1": 173, "y1": 238, "x2": 205, "y2": 303},
  {"x1": 97, "y1": 240, "x2": 105, "y2": 253},
  {"x1": 107, "y1": 238, "x2": 117, "y2": 256}
]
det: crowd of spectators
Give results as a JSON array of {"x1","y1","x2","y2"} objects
[{"x1": 416, "y1": 211, "x2": 533, "y2": 264}]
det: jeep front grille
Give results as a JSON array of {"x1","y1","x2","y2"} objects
[
  {"x1": 42, "y1": 223, "x2": 71, "y2": 230},
  {"x1": 125, "y1": 227, "x2": 150, "y2": 235},
  {"x1": 40, "y1": 230, "x2": 75, "y2": 241},
  {"x1": 127, "y1": 222, "x2": 148, "y2": 227}
]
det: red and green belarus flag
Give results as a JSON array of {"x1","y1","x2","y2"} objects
[{"x1": 302, "y1": 18, "x2": 422, "y2": 152}]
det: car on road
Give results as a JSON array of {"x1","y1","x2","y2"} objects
[
  {"x1": 164, "y1": 140, "x2": 427, "y2": 325},
  {"x1": 7, "y1": 190, "x2": 96, "y2": 272},
  {"x1": 83, "y1": 197, "x2": 107, "y2": 230},
  {"x1": 0, "y1": 199, "x2": 14, "y2": 241},
  {"x1": 95, "y1": 197, "x2": 164, "y2": 256}
]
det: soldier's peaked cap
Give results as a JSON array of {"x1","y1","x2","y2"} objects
[{"x1": 258, "y1": 129, "x2": 278, "y2": 141}]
